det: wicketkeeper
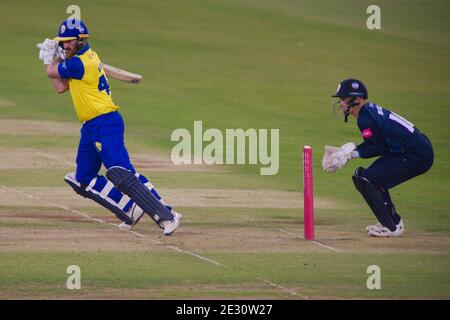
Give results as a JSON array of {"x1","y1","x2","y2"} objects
[
  {"x1": 36, "y1": 19, "x2": 182, "y2": 235},
  {"x1": 323, "y1": 78, "x2": 434, "y2": 237}
]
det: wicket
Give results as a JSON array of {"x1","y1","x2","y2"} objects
[{"x1": 303, "y1": 146, "x2": 314, "y2": 240}]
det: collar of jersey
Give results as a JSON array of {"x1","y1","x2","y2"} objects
[{"x1": 76, "y1": 43, "x2": 90, "y2": 56}]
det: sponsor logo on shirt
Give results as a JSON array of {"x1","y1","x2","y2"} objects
[{"x1": 362, "y1": 128, "x2": 373, "y2": 138}]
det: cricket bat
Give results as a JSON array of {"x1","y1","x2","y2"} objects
[{"x1": 102, "y1": 63, "x2": 143, "y2": 84}]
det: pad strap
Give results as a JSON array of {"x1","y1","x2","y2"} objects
[
  {"x1": 64, "y1": 173, "x2": 133, "y2": 225},
  {"x1": 106, "y1": 166, "x2": 174, "y2": 222}
]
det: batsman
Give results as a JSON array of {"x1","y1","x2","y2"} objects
[
  {"x1": 323, "y1": 78, "x2": 434, "y2": 237},
  {"x1": 36, "y1": 19, "x2": 182, "y2": 235}
]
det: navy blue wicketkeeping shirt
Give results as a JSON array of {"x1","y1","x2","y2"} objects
[{"x1": 355, "y1": 102, "x2": 430, "y2": 158}]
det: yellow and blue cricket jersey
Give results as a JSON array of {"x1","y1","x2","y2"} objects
[{"x1": 57, "y1": 43, "x2": 119, "y2": 122}]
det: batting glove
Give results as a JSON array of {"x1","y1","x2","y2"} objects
[
  {"x1": 36, "y1": 38, "x2": 57, "y2": 65},
  {"x1": 56, "y1": 46, "x2": 67, "y2": 61}
]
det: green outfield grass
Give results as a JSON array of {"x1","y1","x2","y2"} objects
[{"x1": 0, "y1": 0, "x2": 449, "y2": 299}]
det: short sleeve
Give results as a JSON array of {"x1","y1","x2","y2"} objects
[{"x1": 57, "y1": 57, "x2": 85, "y2": 80}]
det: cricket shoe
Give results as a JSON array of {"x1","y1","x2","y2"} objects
[
  {"x1": 368, "y1": 220, "x2": 404, "y2": 238},
  {"x1": 118, "y1": 203, "x2": 145, "y2": 230},
  {"x1": 366, "y1": 222, "x2": 382, "y2": 232},
  {"x1": 160, "y1": 211, "x2": 182, "y2": 236}
]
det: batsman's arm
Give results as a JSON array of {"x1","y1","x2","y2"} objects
[{"x1": 46, "y1": 59, "x2": 69, "y2": 94}]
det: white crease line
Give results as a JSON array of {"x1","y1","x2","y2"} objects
[
  {"x1": 36, "y1": 152, "x2": 76, "y2": 167},
  {"x1": 147, "y1": 238, "x2": 163, "y2": 245},
  {"x1": 257, "y1": 278, "x2": 306, "y2": 299},
  {"x1": 279, "y1": 229, "x2": 342, "y2": 253},
  {"x1": 167, "y1": 245, "x2": 221, "y2": 266},
  {"x1": 1, "y1": 185, "x2": 221, "y2": 266},
  {"x1": 279, "y1": 229, "x2": 303, "y2": 238},
  {"x1": 310, "y1": 240, "x2": 342, "y2": 253}
]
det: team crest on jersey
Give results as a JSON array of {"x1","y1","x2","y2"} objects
[
  {"x1": 95, "y1": 142, "x2": 102, "y2": 152},
  {"x1": 362, "y1": 128, "x2": 373, "y2": 139}
]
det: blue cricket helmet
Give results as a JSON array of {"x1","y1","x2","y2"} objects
[
  {"x1": 54, "y1": 19, "x2": 89, "y2": 41},
  {"x1": 332, "y1": 78, "x2": 368, "y2": 99}
]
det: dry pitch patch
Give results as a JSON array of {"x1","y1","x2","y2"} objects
[
  {"x1": 1, "y1": 187, "x2": 448, "y2": 255},
  {"x1": 0, "y1": 148, "x2": 224, "y2": 172},
  {"x1": 0, "y1": 119, "x2": 448, "y2": 256},
  {"x1": 0, "y1": 99, "x2": 15, "y2": 108},
  {"x1": 0, "y1": 185, "x2": 344, "y2": 253},
  {"x1": 0, "y1": 118, "x2": 337, "y2": 257},
  {"x1": 0, "y1": 283, "x2": 292, "y2": 300},
  {"x1": 0, "y1": 186, "x2": 338, "y2": 209},
  {"x1": 1, "y1": 119, "x2": 449, "y2": 299},
  {"x1": 0, "y1": 119, "x2": 80, "y2": 135}
]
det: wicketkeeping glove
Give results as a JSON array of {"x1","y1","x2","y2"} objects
[
  {"x1": 323, "y1": 142, "x2": 358, "y2": 173},
  {"x1": 339, "y1": 142, "x2": 358, "y2": 160},
  {"x1": 322, "y1": 145, "x2": 339, "y2": 172}
]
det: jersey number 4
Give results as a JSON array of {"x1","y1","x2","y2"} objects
[{"x1": 98, "y1": 75, "x2": 111, "y2": 95}]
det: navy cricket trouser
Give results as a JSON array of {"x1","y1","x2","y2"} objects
[{"x1": 362, "y1": 142, "x2": 434, "y2": 190}]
